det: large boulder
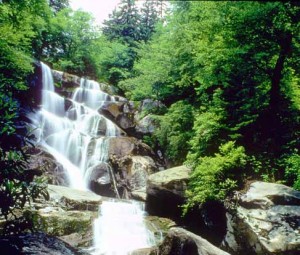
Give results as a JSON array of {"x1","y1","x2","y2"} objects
[
  {"x1": 82, "y1": 137, "x2": 159, "y2": 198},
  {"x1": 146, "y1": 165, "x2": 190, "y2": 219},
  {"x1": 152, "y1": 227, "x2": 230, "y2": 255},
  {"x1": 0, "y1": 232, "x2": 85, "y2": 255},
  {"x1": 99, "y1": 101, "x2": 136, "y2": 132},
  {"x1": 146, "y1": 166, "x2": 227, "y2": 243},
  {"x1": 223, "y1": 181, "x2": 300, "y2": 255}
]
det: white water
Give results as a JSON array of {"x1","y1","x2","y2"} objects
[
  {"x1": 30, "y1": 62, "x2": 157, "y2": 254},
  {"x1": 92, "y1": 200, "x2": 156, "y2": 255},
  {"x1": 30, "y1": 62, "x2": 120, "y2": 189}
]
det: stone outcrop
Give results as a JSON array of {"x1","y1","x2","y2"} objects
[
  {"x1": 99, "y1": 101, "x2": 136, "y2": 132},
  {"x1": 146, "y1": 165, "x2": 190, "y2": 219},
  {"x1": 108, "y1": 137, "x2": 155, "y2": 158},
  {"x1": 47, "y1": 184, "x2": 102, "y2": 211},
  {"x1": 152, "y1": 227, "x2": 230, "y2": 255},
  {"x1": 223, "y1": 181, "x2": 300, "y2": 255},
  {"x1": 29, "y1": 185, "x2": 101, "y2": 248},
  {"x1": 145, "y1": 166, "x2": 227, "y2": 243},
  {"x1": 135, "y1": 114, "x2": 159, "y2": 136},
  {"x1": 0, "y1": 232, "x2": 85, "y2": 255}
]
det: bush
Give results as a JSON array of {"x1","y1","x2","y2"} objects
[
  {"x1": 183, "y1": 141, "x2": 247, "y2": 214},
  {"x1": 153, "y1": 100, "x2": 194, "y2": 165},
  {"x1": 284, "y1": 152, "x2": 300, "y2": 190}
]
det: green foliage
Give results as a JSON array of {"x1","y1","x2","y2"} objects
[
  {"x1": 42, "y1": 8, "x2": 99, "y2": 77},
  {"x1": 187, "y1": 88, "x2": 227, "y2": 164},
  {"x1": 183, "y1": 141, "x2": 247, "y2": 214},
  {"x1": 119, "y1": 24, "x2": 175, "y2": 101},
  {"x1": 0, "y1": 0, "x2": 50, "y2": 234},
  {"x1": 90, "y1": 36, "x2": 132, "y2": 85},
  {"x1": 283, "y1": 152, "x2": 300, "y2": 190},
  {"x1": 125, "y1": 2, "x2": 299, "y2": 208},
  {"x1": 153, "y1": 101, "x2": 194, "y2": 165}
]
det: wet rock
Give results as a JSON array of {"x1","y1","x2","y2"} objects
[
  {"x1": 87, "y1": 163, "x2": 116, "y2": 197},
  {"x1": 223, "y1": 181, "x2": 300, "y2": 255},
  {"x1": 52, "y1": 71, "x2": 81, "y2": 98},
  {"x1": 153, "y1": 227, "x2": 230, "y2": 255},
  {"x1": 0, "y1": 232, "x2": 85, "y2": 255},
  {"x1": 26, "y1": 146, "x2": 68, "y2": 186}
]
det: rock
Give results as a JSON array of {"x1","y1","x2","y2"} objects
[
  {"x1": 26, "y1": 146, "x2": 68, "y2": 186},
  {"x1": 239, "y1": 181, "x2": 300, "y2": 209},
  {"x1": 223, "y1": 181, "x2": 300, "y2": 255},
  {"x1": 131, "y1": 247, "x2": 157, "y2": 255},
  {"x1": 110, "y1": 154, "x2": 158, "y2": 198},
  {"x1": 129, "y1": 156, "x2": 157, "y2": 191},
  {"x1": 135, "y1": 115, "x2": 159, "y2": 135},
  {"x1": 132, "y1": 188, "x2": 147, "y2": 201},
  {"x1": 47, "y1": 184, "x2": 102, "y2": 211},
  {"x1": 146, "y1": 165, "x2": 190, "y2": 219},
  {"x1": 146, "y1": 166, "x2": 227, "y2": 243},
  {"x1": 139, "y1": 99, "x2": 166, "y2": 115},
  {"x1": 154, "y1": 227, "x2": 230, "y2": 255},
  {"x1": 87, "y1": 163, "x2": 116, "y2": 197},
  {"x1": 109, "y1": 137, "x2": 155, "y2": 158},
  {"x1": 35, "y1": 206, "x2": 96, "y2": 238},
  {"x1": 99, "y1": 101, "x2": 136, "y2": 132},
  {"x1": 145, "y1": 216, "x2": 177, "y2": 238},
  {"x1": 0, "y1": 232, "x2": 85, "y2": 255},
  {"x1": 25, "y1": 185, "x2": 101, "y2": 248}
]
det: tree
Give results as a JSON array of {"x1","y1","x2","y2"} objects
[
  {"x1": 139, "y1": 0, "x2": 159, "y2": 42},
  {"x1": 102, "y1": 0, "x2": 141, "y2": 46},
  {"x1": 42, "y1": 8, "x2": 100, "y2": 77}
]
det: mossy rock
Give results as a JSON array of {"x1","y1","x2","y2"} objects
[{"x1": 31, "y1": 207, "x2": 97, "y2": 237}]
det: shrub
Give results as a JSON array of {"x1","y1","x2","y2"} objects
[{"x1": 183, "y1": 141, "x2": 247, "y2": 214}]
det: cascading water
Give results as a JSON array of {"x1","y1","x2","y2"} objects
[
  {"x1": 30, "y1": 62, "x2": 120, "y2": 190},
  {"x1": 30, "y1": 62, "x2": 157, "y2": 254},
  {"x1": 92, "y1": 200, "x2": 157, "y2": 255}
]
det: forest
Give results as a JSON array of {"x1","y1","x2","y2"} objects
[{"x1": 0, "y1": 0, "x2": 299, "y2": 225}]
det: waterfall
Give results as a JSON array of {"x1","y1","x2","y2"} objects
[
  {"x1": 92, "y1": 200, "x2": 156, "y2": 255},
  {"x1": 30, "y1": 62, "x2": 157, "y2": 254},
  {"x1": 30, "y1": 63, "x2": 120, "y2": 190}
]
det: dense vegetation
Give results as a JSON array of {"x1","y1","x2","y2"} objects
[{"x1": 0, "y1": 0, "x2": 299, "y2": 220}]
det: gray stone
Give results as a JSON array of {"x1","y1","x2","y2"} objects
[
  {"x1": 48, "y1": 184, "x2": 102, "y2": 211},
  {"x1": 0, "y1": 232, "x2": 85, "y2": 255},
  {"x1": 135, "y1": 115, "x2": 159, "y2": 135},
  {"x1": 146, "y1": 165, "x2": 191, "y2": 220},
  {"x1": 155, "y1": 227, "x2": 230, "y2": 255},
  {"x1": 147, "y1": 165, "x2": 191, "y2": 197},
  {"x1": 223, "y1": 181, "x2": 300, "y2": 255}
]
